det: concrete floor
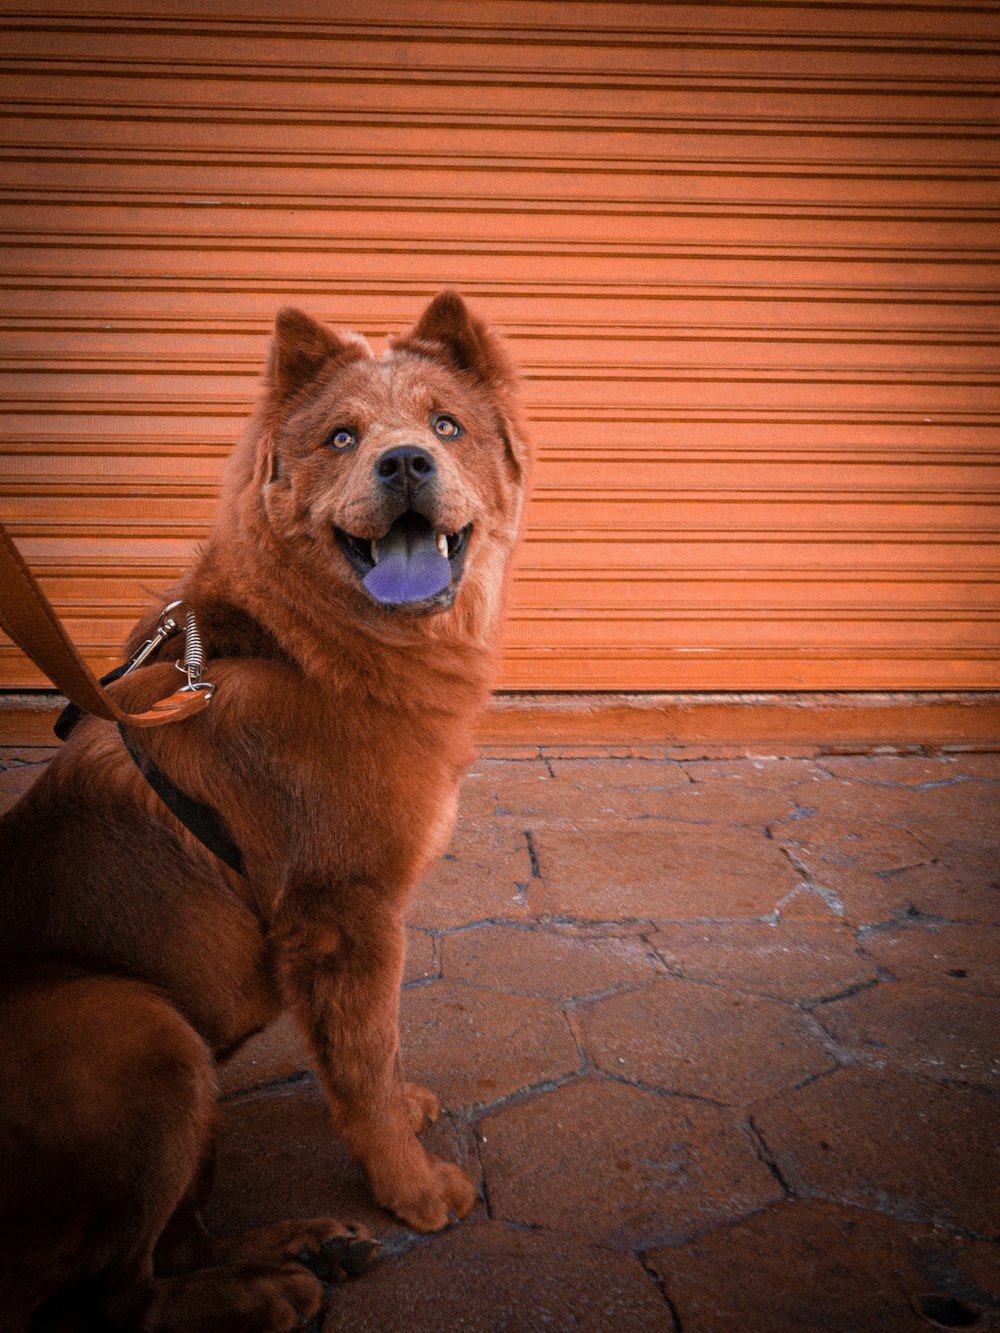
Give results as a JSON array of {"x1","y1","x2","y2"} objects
[{"x1": 2, "y1": 744, "x2": 998, "y2": 1331}]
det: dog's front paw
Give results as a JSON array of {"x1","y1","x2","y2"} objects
[
  {"x1": 383, "y1": 1156, "x2": 477, "y2": 1233},
  {"x1": 403, "y1": 1080, "x2": 441, "y2": 1133}
]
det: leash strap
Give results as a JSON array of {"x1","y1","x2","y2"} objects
[
  {"x1": 0, "y1": 521, "x2": 246, "y2": 876},
  {"x1": 0, "y1": 521, "x2": 210, "y2": 728}
]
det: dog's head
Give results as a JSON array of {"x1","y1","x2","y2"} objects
[{"x1": 237, "y1": 292, "x2": 528, "y2": 637}]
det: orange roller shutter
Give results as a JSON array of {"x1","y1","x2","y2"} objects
[{"x1": 1, "y1": 1, "x2": 997, "y2": 690}]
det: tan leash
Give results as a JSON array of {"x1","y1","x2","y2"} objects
[{"x1": 0, "y1": 520, "x2": 211, "y2": 728}]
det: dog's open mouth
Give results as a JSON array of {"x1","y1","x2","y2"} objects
[{"x1": 335, "y1": 511, "x2": 472, "y2": 609}]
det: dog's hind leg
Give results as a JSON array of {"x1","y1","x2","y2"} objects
[
  {"x1": 0, "y1": 976, "x2": 359, "y2": 1332},
  {"x1": 153, "y1": 1149, "x2": 377, "y2": 1294},
  {"x1": 0, "y1": 973, "x2": 218, "y2": 1328}
]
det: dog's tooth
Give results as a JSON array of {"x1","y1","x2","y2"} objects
[
  {"x1": 436, "y1": 532, "x2": 449, "y2": 558},
  {"x1": 371, "y1": 540, "x2": 379, "y2": 565}
]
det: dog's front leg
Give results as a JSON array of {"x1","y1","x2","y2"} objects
[{"x1": 273, "y1": 893, "x2": 476, "y2": 1233}]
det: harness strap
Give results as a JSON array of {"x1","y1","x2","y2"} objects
[
  {"x1": 118, "y1": 726, "x2": 247, "y2": 877},
  {"x1": 54, "y1": 672, "x2": 247, "y2": 877}
]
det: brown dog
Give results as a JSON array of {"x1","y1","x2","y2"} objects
[{"x1": 0, "y1": 292, "x2": 530, "y2": 1331}]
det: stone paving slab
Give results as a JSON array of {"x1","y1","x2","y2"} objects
[
  {"x1": 752, "y1": 1069, "x2": 1000, "y2": 1237},
  {"x1": 478, "y1": 1076, "x2": 785, "y2": 1249},
  {"x1": 2, "y1": 744, "x2": 998, "y2": 1330},
  {"x1": 576, "y1": 978, "x2": 835, "y2": 1104},
  {"x1": 816, "y1": 982, "x2": 1000, "y2": 1087},
  {"x1": 326, "y1": 1220, "x2": 672, "y2": 1333},
  {"x1": 529, "y1": 823, "x2": 802, "y2": 920},
  {"x1": 650, "y1": 1199, "x2": 1000, "y2": 1333},
  {"x1": 861, "y1": 920, "x2": 1000, "y2": 995},
  {"x1": 651, "y1": 919, "x2": 876, "y2": 1002}
]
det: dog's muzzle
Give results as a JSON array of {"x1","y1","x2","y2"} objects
[{"x1": 335, "y1": 512, "x2": 472, "y2": 611}]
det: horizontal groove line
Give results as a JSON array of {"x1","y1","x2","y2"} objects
[
  {"x1": 7, "y1": 444, "x2": 999, "y2": 461},
  {"x1": 7, "y1": 330, "x2": 1000, "y2": 346},
  {"x1": 529, "y1": 492, "x2": 1000, "y2": 501},
  {"x1": 4, "y1": 408, "x2": 998, "y2": 427},
  {"x1": 5, "y1": 149, "x2": 999, "y2": 178},
  {"x1": 1, "y1": 118, "x2": 1000, "y2": 151},
  {"x1": 6, "y1": 355, "x2": 999, "y2": 372},
  {"x1": 6, "y1": 44, "x2": 999, "y2": 66},
  {"x1": 14, "y1": 563, "x2": 997, "y2": 582},
  {"x1": 6, "y1": 523, "x2": 997, "y2": 538},
  {"x1": 6, "y1": 601, "x2": 995, "y2": 624},
  {"x1": 2, "y1": 57, "x2": 997, "y2": 90},
  {"x1": 3, "y1": 322, "x2": 998, "y2": 343},
  {"x1": 7, "y1": 476, "x2": 997, "y2": 496},
  {"x1": 8, "y1": 539, "x2": 997, "y2": 554},
  {"x1": 0, "y1": 278, "x2": 994, "y2": 301},
  {"x1": 7, "y1": 504, "x2": 995, "y2": 517},
  {"x1": 6, "y1": 351, "x2": 998, "y2": 367},
  {"x1": 4, "y1": 370, "x2": 998, "y2": 385},
  {"x1": 5, "y1": 196, "x2": 997, "y2": 222},
  {"x1": 6, "y1": 18, "x2": 999, "y2": 51},
  {"x1": 2, "y1": 391, "x2": 995, "y2": 406},
  {"x1": 3, "y1": 105, "x2": 998, "y2": 137},
  {"x1": 498, "y1": 649, "x2": 1000, "y2": 658},
  {"x1": 525, "y1": 527, "x2": 1000, "y2": 537},
  {"x1": 8, "y1": 236, "x2": 1000, "y2": 259},
  {"x1": 505, "y1": 611, "x2": 1000, "y2": 621},
  {"x1": 4, "y1": 647, "x2": 994, "y2": 663},
  {"x1": 7, "y1": 461, "x2": 1000, "y2": 473}
]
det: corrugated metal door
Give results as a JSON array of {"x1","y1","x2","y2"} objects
[{"x1": 1, "y1": 1, "x2": 997, "y2": 691}]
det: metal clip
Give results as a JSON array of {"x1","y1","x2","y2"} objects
[
  {"x1": 124, "y1": 600, "x2": 184, "y2": 676},
  {"x1": 121, "y1": 600, "x2": 216, "y2": 704}
]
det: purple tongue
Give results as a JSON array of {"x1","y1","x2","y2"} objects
[{"x1": 362, "y1": 516, "x2": 451, "y2": 605}]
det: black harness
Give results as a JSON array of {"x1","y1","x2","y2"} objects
[{"x1": 55, "y1": 668, "x2": 247, "y2": 878}]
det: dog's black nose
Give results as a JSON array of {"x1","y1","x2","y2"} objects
[{"x1": 374, "y1": 445, "x2": 437, "y2": 496}]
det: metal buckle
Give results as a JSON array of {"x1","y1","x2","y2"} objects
[{"x1": 124, "y1": 600, "x2": 216, "y2": 703}]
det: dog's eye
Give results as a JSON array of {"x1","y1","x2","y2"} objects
[
  {"x1": 432, "y1": 415, "x2": 462, "y2": 439},
  {"x1": 326, "y1": 427, "x2": 357, "y2": 451}
]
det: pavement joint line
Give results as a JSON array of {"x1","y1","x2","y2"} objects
[
  {"x1": 436, "y1": 915, "x2": 532, "y2": 935},
  {"x1": 399, "y1": 974, "x2": 437, "y2": 992},
  {"x1": 801, "y1": 1188, "x2": 997, "y2": 1245},
  {"x1": 746, "y1": 1116, "x2": 792, "y2": 1197},
  {"x1": 896, "y1": 903, "x2": 956, "y2": 923},
  {"x1": 597, "y1": 1070, "x2": 731, "y2": 1110},
  {"x1": 746, "y1": 1065, "x2": 843, "y2": 1113},
  {"x1": 470, "y1": 1067, "x2": 589, "y2": 1122},
  {"x1": 216, "y1": 1067, "x2": 316, "y2": 1106},
  {"x1": 637, "y1": 1253, "x2": 685, "y2": 1330},
  {"x1": 473, "y1": 1140, "x2": 495, "y2": 1221},
  {"x1": 428, "y1": 930, "x2": 443, "y2": 978},
  {"x1": 874, "y1": 856, "x2": 937, "y2": 881},
  {"x1": 802, "y1": 975, "x2": 883, "y2": 1010},
  {"x1": 523, "y1": 828, "x2": 541, "y2": 878},
  {"x1": 560, "y1": 1006, "x2": 590, "y2": 1073},
  {"x1": 774, "y1": 882, "x2": 847, "y2": 920}
]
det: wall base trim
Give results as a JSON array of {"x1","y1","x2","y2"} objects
[
  {"x1": 478, "y1": 691, "x2": 1000, "y2": 757},
  {"x1": 3, "y1": 690, "x2": 998, "y2": 758}
]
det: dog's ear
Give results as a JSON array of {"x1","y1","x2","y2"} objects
[
  {"x1": 394, "y1": 291, "x2": 529, "y2": 479},
  {"x1": 265, "y1": 307, "x2": 370, "y2": 403},
  {"x1": 393, "y1": 291, "x2": 518, "y2": 401}
]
